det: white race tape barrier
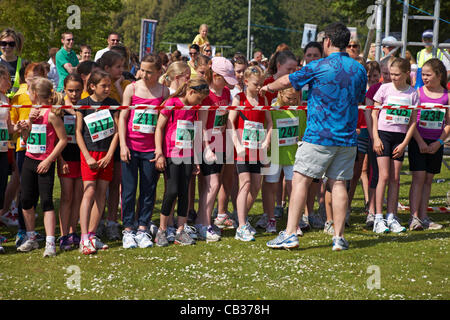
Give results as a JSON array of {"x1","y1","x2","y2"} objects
[{"x1": 1, "y1": 104, "x2": 449, "y2": 110}]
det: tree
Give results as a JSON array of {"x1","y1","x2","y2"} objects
[{"x1": 0, "y1": 0, "x2": 122, "y2": 61}]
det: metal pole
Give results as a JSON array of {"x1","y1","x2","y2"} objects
[
  {"x1": 432, "y1": 0, "x2": 440, "y2": 58},
  {"x1": 247, "y1": 0, "x2": 251, "y2": 61},
  {"x1": 401, "y1": 0, "x2": 409, "y2": 58},
  {"x1": 375, "y1": 0, "x2": 383, "y2": 62},
  {"x1": 385, "y1": 0, "x2": 391, "y2": 38}
]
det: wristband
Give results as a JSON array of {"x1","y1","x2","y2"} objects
[{"x1": 437, "y1": 139, "x2": 444, "y2": 146}]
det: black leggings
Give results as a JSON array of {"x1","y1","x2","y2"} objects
[
  {"x1": 0, "y1": 152, "x2": 9, "y2": 209},
  {"x1": 20, "y1": 156, "x2": 55, "y2": 212},
  {"x1": 160, "y1": 158, "x2": 193, "y2": 217}
]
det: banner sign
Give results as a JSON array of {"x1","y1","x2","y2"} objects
[{"x1": 140, "y1": 19, "x2": 158, "y2": 60}]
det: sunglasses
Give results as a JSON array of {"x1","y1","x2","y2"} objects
[
  {"x1": 347, "y1": 44, "x2": 359, "y2": 48},
  {"x1": 66, "y1": 38, "x2": 74, "y2": 42},
  {"x1": 0, "y1": 41, "x2": 15, "y2": 47},
  {"x1": 190, "y1": 84, "x2": 209, "y2": 92},
  {"x1": 110, "y1": 39, "x2": 120, "y2": 42},
  {"x1": 204, "y1": 50, "x2": 211, "y2": 53}
]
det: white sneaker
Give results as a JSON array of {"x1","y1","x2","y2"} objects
[
  {"x1": 91, "y1": 236, "x2": 109, "y2": 250},
  {"x1": 296, "y1": 226, "x2": 304, "y2": 237},
  {"x1": 422, "y1": 217, "x2": 443, "y2": 230},
  {"x1": 235, "y1": 224, "x2": 255, "y2": 242},
  {"x1": 17, "y1": 238, "x2": 39, "y2": 252},
  {"x1": 245, "y1": 221, "x2": 257, "y2": 235},
  {"x1": 387, "y1": 218, "x2": 406, "y2": 233},
  {"x1": 199, "y1": 225, "x2": 221, "y2": 242},
  {"x1": 373, "y1": 219, "x2": 390, "y2": 234},
  {"x1": 135, "y1": 230, "x2": 153, "y2": 248},
  {"x1": 80, "y1": 239, "x2": 96, "y2": 255},
  {"x1": 265, "y1": 218, "x2": 277, "y2": 233},
  {"x1": 323, "y1": 220, "x2": 334, "y2": 235},
  {"x1": 148, "y1": 221, "x2": 159, "y2": 239},
  {"x1": 122, "y1": 230, "x2": 137, "y2": 249},
  {"x1": 255, "y1": 213, "x2": 268, "y2": 229},
  {"x1": 43, "y1": 242, "x2": 56, "y2": 257}
]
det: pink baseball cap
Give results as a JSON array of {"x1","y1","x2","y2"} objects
[{"x1": 211, "y1": 57, "x2": 238, "y2": 86}]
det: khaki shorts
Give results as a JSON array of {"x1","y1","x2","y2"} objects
[{"x1": 294, "y1": 141, "x2": 356, "y2": 181}]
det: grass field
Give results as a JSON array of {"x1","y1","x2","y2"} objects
[{"x1": 0, "y1": 159, "x2": 449, "y2": 300}]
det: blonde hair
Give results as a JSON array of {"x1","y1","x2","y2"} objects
[
  {"x1": 0, "y1": 28, "x2": 24, "y2": 55},
  {"x1": 29, "y1": 77, "x2": 64, "y2": 114},
  {"x1": 199, "y1": 24, "x2": 208, "y2": 33},
  {"x1": 244, "y1": 65, "x2": 264, "y2": 80},
  {"x1": 161, "y1": 61, "x2": 190, "y2": 86},
  {"x1": 163, "y1": 77, "x2": 209, "y2": 106},
  {"x1": 278, "y1": 87, "x2": 300, "y2": 106}
]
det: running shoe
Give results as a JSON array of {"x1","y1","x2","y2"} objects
[
  {"x1": 255, "y1": 213, "x2": 268, "y2": 229},
  {"x1": 0, "y1": 245, "x2": 4, "y2": 254},
  {"x1": 135, "y1": 230, "x2": 153, "y2": 248},
  {"x1": 332, "y1": 236, "x2": 349, "y2": 251},
  {"x1": 214, "y1": 213, "x2": 237, "y2": 229},
  {"x1": 422, "y1": 217, "x2": 443, "y2": 230},
  {"x1": 35, "y1": 232, "x2": 45, "y2": 243},
  {"x1": 274, "y1": 206, "x2": 284, "y2": 219},
  {"x1": 323, "y1": 220, "x2": 334, "y2": 235},
  {"x1": 245, "y1": 221, "x2": 257, "y2": 235},
  {"x1": 409, "y1": 216, "x2": 424, "y2": 231},
  {"x1": 175, "y1": 229, "x2": 196, "y2": 245},
  {"x1": 68, "y1": 232, "x2": 81, "y2": 248},
  {"x1": 43, "y1": 241, "x2": 56, "y2": 257},
  {"x1": 166, "y1": 226, "x2": 176, "y2": 243},
  {"x1": 91, "y1": 236, "x2": 109, "y2": 250},
  {"x1": 59, "y1": 235, "x2": 72, "y2": 251},
  {"x1": 17, "y1": 238, "x2": 39, "y2": 252},
  {"x1": 266, "y1": 231, "x2": 299, "y2": 249},
  {"x1": 155, "y1": 229, "x2": 169, "y2": 247},
  {"x1": 373, "y1": 219, "x2": 390, "y2": 234},
  {"x1": 0, "y1": 211, "x2": 19, "y2": 227},
  {"x1": 15, "y1": 230, "x2": 26, "y2": 248},
  {"x1": 80, "y1": 239, "x2": 96, "y2": 255},
  {"x1": 235, "y1": 225, "x2": 255, "y2": 242},
  {"x1": 197, "y1": 225, "x2": 221, "y2": 242},
  {"x1": 366, "y1": 212, "x2": 375, "y2": 229},
  {"x1": 296, "y1": 226, "x2": 304, "y2": 237},
  {"x1": 265, "y1": 218, "x2": 277, "y2": 234},
  {"x1": 184, "y1": 224, "x2": 198, "y2": 240},
  {"x1": 122, "y1": 230, "x2": 137, "y2": 249},
  {"x1": 387, "y1": 218, "x2": 406, "y2": 233},
  {"x1": 148, "y1": 221, "x2": 159, "y2": 239},
  {"x1": 299, "y1": 215, "x2": 311, "y2": 231}
]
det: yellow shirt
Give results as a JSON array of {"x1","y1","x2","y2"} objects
[
  {"x1": 109, "y1": 80, "x2": 131, "y2": 104},
  {"x1": 81, "y1": 90, "x2": 89, "y2": 99},
  {"x1": 192, "y1": 34, "x2": 209, "y2": 47},
  {"x1": 10, "y1": 91, "x2": 32, "y2": 151}
]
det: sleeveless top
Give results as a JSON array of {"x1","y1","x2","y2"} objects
[
  {"x1": 25, "y1": 109, "x2": 56, "y2": 161},
  {"x1": 126, "y1": 83, "x2": 165, "y2": 152},
  {"x1": 61, "y1": 110, "x2": 80, "y2": 162},
  {"x1": 417, "y1": 86, "x2": 448, "y2": 140},
  {"x1": 235, "y1": 92, "x2": 266, "y2": 162}
]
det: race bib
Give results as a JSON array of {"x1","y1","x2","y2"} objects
[
  {"x1": 132, "y1": 110, "x2": 158, "y2": 134},
  {"x1": 242, "y1": 120, "x2": 264, "y2": 149},
  {"x1": 26, "y1": 124, "x2": 46, "y2": 154},
  {"x1": 84, "y1": 110, "x2": 114, "y2": 143},
  {"x1": 212, "y1": 110, "x2": 228, "y2": 134},
  {"x1": 0, "y1": 121, "x2": 9, "y2": 152},
  {"x1": 175, "y1": 120, "x2": 195, "y2": 149},
  {"x1": 301, "y1": 84, "x2": 309, "y2": 103},
  {"x1": 419, "y1": 104, "x2": 445, "y2": 130},
  {"x1": 277, "y1": 117, "x2": 299, "y2": 146},
  {"x1": 384, "y1": 108, "x2": 412, "y2": 124},
  {"x1": 64, "y1": 115, "x2": 76, "y2": 144}
]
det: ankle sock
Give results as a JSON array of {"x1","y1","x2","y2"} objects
[
  {"x1": 375, "y1": 214, "x2": 384, "y2": 220},
  {"x1": 81, "y1": 233, "x2": 89, "y2": 241},
  {"x1": 26, "y1": 231, "x2": 36, "y2": 240},
  {"x1": 46, "y1": 236, "x2": 55, "y2": 244}
]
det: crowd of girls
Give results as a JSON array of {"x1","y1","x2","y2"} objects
[{"x1": 0, "y1": 27, "x2": 448, "y2": 255}]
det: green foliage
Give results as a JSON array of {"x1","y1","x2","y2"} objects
[{"x1": 0, "y1": 0, "x2": 122, "y2": 61}]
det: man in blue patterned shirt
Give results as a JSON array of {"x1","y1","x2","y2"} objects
[{"x1": 262, "y1": 22, "x2": 367, "y2": 251}]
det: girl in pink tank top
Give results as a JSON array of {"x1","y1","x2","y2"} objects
[
  {"x1": 119, "y1": 54, "x2": 169, "y2": 243},
  {"x1": 18, "y1": 77, "x2": 68, "y2": 257},
  {"x1": 408, "y1": 58, "x2": 450, "y2": 231}
]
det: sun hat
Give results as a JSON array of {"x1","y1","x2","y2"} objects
[
  {"x1": 211, "y1": 57, "x2": 238, "y2": 86},
  {"x1": 382, "y1": 36, "x2": 397, "y2": 47}
]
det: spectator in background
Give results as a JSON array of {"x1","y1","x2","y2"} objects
[
  {"x1": 158, "y1": 51, "x2": 169, "y2": 73},
  {"x1": 171, "y1": 49, "x2": 182, "y2": 63},
  {"x1": 253, "y1": 50, "x2": 266, "y2": 70},
  {"x1": 47, "y1": 47, "x2": 59, "y2": 90},
  {"x1": 55, "y1": 31, "x2": 79, "y2": 92},
  {"x1": 0, "y1": 28, "x2": 25, "y2": 98},
  {"x1": 405, "y1": 50, "x2": 418, "y2": 87},
  {"x1": 79, "y1": 44, "x2": 92, "y2": 62},
  {"x1": 188, "y1": 44, "x2": 200, "y2": 77},
  {"x1": 110, "y1": 44, "x2": 135, "y2": 82},
  {"x1": 381, "y1": 36, "x2": 398, "y2": 59},
  {"x1": 94, "y1": 32, "x2": 120, "y2": 62},
  {"x1": 346, "y1": 38, "x2": 361, "y2": 59},
  {"x1": 415, "y1": 30, "x2": 446, "y2": 88},
  {"x1": 202, "y1": 43, "x2": 212, "y2": 57},
  {"x1": 192, "y1": 24, "x2": 209, "y2": 52}
]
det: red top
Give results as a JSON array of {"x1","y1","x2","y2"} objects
[
  {"x1": 263, "y1": 76, "x2": 277, "y2": 104},
  {"x1": 235, "y1": 92, "x2": 266, "y2": 162}
]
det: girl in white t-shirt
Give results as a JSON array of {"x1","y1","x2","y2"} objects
[{"x1": 371, "y1": 58, "x2": 418, "y2": 234}]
